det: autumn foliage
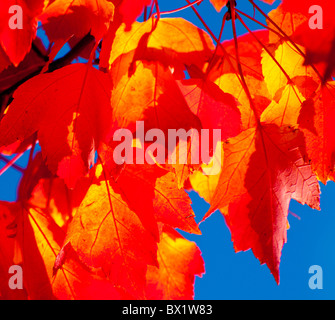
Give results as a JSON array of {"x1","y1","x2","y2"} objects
[{"x1": 0, "y1": 0, "x2": 334, "y2": 300}]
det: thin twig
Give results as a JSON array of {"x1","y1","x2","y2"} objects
[
  {"x1": 0, "y1": 152, "x2": 25, "y2": 176},
  {"x1": 205, "y1": 11, "x2": 229, "y2": 75},
  {"x1": 152, "y1": 0, "x2": 203, "y2": 19},
  {"x1": 235, "y1": 8, "x2": 283, "y2": 39},
  {"x1": 229, "y1": 1, "x2": 260, "y2": 124},
  {"x1": 236, "y1": 12, "x2": 293, "y2": 84},
  {"x1": 0, "y1": 155, "x2": 25, "y2": 174},
  {"x1": 1, "y1": 33, "x2": 96, "y2": 98}
]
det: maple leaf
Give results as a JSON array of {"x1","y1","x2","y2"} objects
[
  {"x1": 0, "y1": 0, "x2": 45, "y2": 66},
  {"x1": 113, "y1": 163, "x2": 201, "y2": 238},
  {"x1": 146, "y1": 225, "x2": 205, "y2": 300},
  {"x1": 177, "y1": 77, "x2": 241, "y2": 141},
  {"x1": 206, "y1": 125, "x2": 320, "y2": 283},
  {"x1": 66, "y1": 164, "x2": 158, "y2": 297},
  {"x1": 213, "y1": 73, "x2": 271, "y2": 130},
  {"x1": 28, "y1": 174, "x2": 89, "y2": 229},
  {"x1": 298, "y1": 83, "x2": 335, "y2": 184},
  {"x1": 107, "y1": 18, "x2": 214, "y2": 79},
  {"x1": 210, "y1": 31, "x2": 269, "y2": 82},
  {"x1": 52, "y1": 247, "x2": 126, "y2": 300},
  {"x1": 266, "y1": 5, "x2": 307, "y2": 44},
  {"x1": 21, "y1": 161, "x2": 202, "y2": 298},
  {"x1": 0, "y1": 0, "x2": 332, "y2": 300},
  {"x1": 261, "y1": 41, "x2": 318, "y2": 99},
  {"x1": 119, "y1": 61, "x2": 242, "y2": 187},
  {"x1": 260, "y1": 84, "x2": 306, "y2": 127},
  {"x1": 208, "y1": 31, "x2": 271, "y2": 130},
  {"x1": 110, "y1": 59, "x2": 204, "y2": 187},
  {"x1": 14, "y1": 202, "x2": 124, "y2": 299},
  {"x1": 39, "y1": 0, "x2": 115, "y2": 43},
  {"x1": 175, "y1": 74, "x2": 241, "y2": 186},
  {"x1": 111, "y1": 60, "x2": 200, "y2": 133},
  {"x1": 1, "y1": 169, "x2": 137, "y2": 299},
  {"x1": 0, "y1": 63, "x2": 113, "y2": 188}
]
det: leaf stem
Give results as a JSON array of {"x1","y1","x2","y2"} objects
[
  {"x1": 229, "y1": 1, "x2": 261, "y2": 125},
  {"x1": 185, "y1": 0, "x2": 260, "y2": 118},
  {"x1": 205, "y1": 12, "x2": 229, "y2": 75},
  {"x1": 234, "y1": 8, "x2": 282, "y2": 39}
]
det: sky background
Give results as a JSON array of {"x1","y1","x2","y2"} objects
[{"x1": 1, "y1": 0, "x2": 335, "y2": 300}]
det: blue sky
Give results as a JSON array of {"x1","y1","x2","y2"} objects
[{"x1": 1, "y1": 0, "x2": 334, "y2": 300}]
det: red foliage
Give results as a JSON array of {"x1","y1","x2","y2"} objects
[{"x1": 0, "y1": 0, "x2": 332, "y2": 299}]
